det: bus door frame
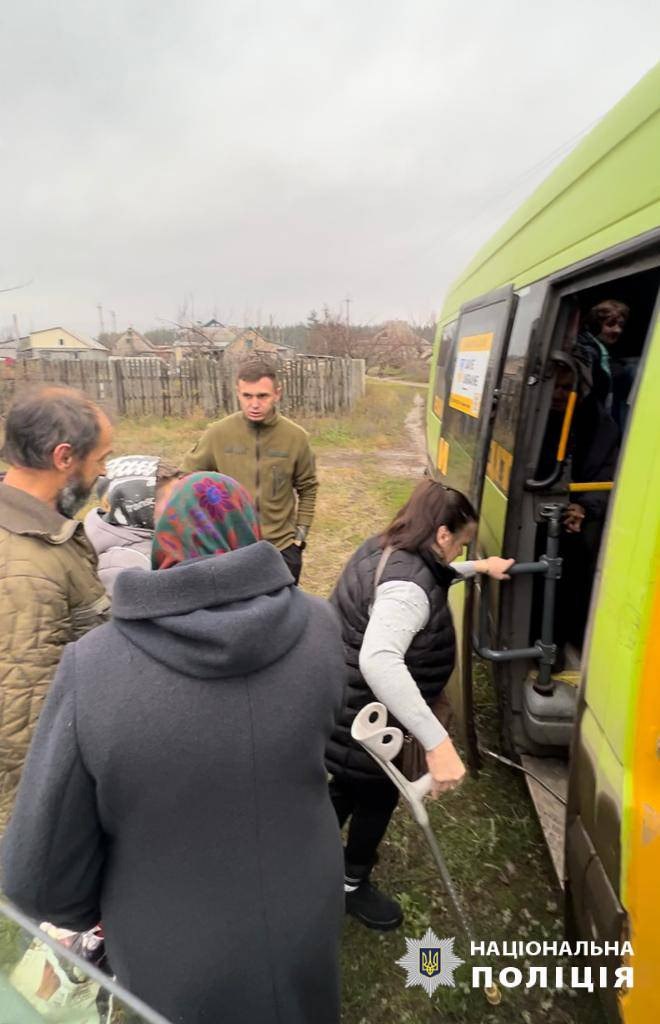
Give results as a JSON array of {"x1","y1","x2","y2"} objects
[{"x1": 437, "y1": 285, "x2": 518, "y2": 767}]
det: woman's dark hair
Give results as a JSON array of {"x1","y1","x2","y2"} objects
[
  {"x1": 1, "y1": 385, "x2": 101, "y2": 469},
  {"x1": 584, "y1": 299, "x2": 629, "y2": 334},
  {"x1": 381, "y1": 478, "x2": 478, "y2": 554}
]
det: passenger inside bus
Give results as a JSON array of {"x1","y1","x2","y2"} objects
[
  {"x1": 576, "y1": 298, "x2": 635, "y2": 432},
  {"x1": 533, "y1": 270, "x2": 659, "y2": 664},
  {"x1": 535, "y1": 363, "x2": 620, "y2": 659}
]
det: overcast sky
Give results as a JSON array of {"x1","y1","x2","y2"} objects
[{"x1": 1, "y1": 1, "x2": 658, "y2": 338}]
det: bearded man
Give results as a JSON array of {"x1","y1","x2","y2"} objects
[{"x1": 0, "y1": 385, "x2": 113, "y2": 831}]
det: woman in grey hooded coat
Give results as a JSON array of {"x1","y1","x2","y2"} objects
[{"x1": 3, "y1": 472, "x2": 346, "y2": 1024}]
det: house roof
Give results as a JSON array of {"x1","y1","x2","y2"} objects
[
  {"x1": 114, "y1": 328, "x2": 158, "y2": 352},
  {"x1": 21, "y1": 327, "x2": 108, "y2": 351},
  {"x1": 229, "y1": 328, "x2": 279, "y2": 351},
  {"x1": 177, "y1": 324, "x2": 237, "y2": 347}
]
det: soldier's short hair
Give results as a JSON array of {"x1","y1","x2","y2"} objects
[{"x1": 235, "y1": 355, "x2": 280, "y2": 385}]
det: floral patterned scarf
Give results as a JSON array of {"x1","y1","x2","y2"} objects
[{"x1": 152, "y1": 472, "x2": 261, "y2": 570}]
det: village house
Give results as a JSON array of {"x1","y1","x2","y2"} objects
[
  {"x1": 18, "y1": 327, "x2": 109, "y2": 362},
  {"x1": 173, "y1": 321, "x2": 293, "y2": 363},
  {"x1": 110, "y1": 327, "x2": 165, "y2": 359}
]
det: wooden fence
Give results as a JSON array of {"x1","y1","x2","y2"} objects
[{"x1": 0, "y1": 355, "x2": 366, "y2": 420}]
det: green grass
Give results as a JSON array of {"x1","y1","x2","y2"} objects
[
  {"x1": 375, "y1": 477, "x2": 417, "y2": 513},
  {"x1": 0, "y1": 911, "x2": 21, "y2": 973},
  {"x1": 305, "y1": 380, "x2": 426, "y2": 451},
  {"x1": 81, "y1": 379, "x2": 425, "y2": 469}
]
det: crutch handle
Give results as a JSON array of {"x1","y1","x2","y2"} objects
[
  {"x1": 410, "y1": 772, "x2": 433, "y2": 800},
  {"x1": 351, "y1": 702, "x2": 402, "y2": 761},
  {"x1": 351, "y1": 703, "x2": 431, "y2": 826}
]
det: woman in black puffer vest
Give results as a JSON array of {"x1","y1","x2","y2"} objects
[{"x1": 328, "y1": 479, "x2": 513, "y2": 931}]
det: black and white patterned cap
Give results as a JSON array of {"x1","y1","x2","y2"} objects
[{"x1": 98, "y1": 455, "x2": 160, "y2": 530}]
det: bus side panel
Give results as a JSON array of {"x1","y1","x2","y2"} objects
[
  {"x1": 620, "y1": 317, "x2": 660, "y2": 1024},
  {"x1": 621, "y1": 582, "x2": 660, "y2": 1023},
  {"x1": 567, "y1": 316, "x2": 660, "y2": 1023}
]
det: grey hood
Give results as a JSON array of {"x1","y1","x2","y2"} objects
[
  {"x1": 111, "y1": 541, "x2": 306, "y2": 678},
  {"x1": 84, "y1": 507, "x2": 152, "y2": 556}
]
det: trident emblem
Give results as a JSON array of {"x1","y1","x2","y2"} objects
[{"x1": 420, "y1": 948, "x2": 441, "y2": 977}]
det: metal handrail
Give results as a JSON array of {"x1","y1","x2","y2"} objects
[
  {"x1": 569, "y1": 481, "x2": 613, "y2": 492},
  {"x1": 472, "y1": 504, "x2": 564, "y2": 695}
]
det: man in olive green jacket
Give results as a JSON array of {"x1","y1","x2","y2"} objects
[
  {"x1": 182, "y1": 356, "x2": 318, "y2": 583},
  {"x1": 0, "y1": 386, "x2": 113, "y2": 832}
]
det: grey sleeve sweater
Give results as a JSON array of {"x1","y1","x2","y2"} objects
[{"x1": 358, "y1": 563, "x2": 477, "y2": 750}]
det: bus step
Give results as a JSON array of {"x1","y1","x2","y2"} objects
[{"x1": 521, "y1": 755, "x2": 569, "y2": 886}]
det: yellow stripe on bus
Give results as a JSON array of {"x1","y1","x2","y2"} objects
[
  {"x1": 486, "y1": 440, "x2": 513, "y2": 494},
  {"x1": 437, "y1": 437, "x2": 450, "y2": 475}
]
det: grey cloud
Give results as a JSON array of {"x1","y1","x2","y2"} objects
[{"x1": 1, "y1": 0, "x2": 659, "y2": 335}]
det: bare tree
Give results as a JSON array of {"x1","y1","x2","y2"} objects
[{"x1": 306, "y1": 305, "x2": 364, "y2": 358}]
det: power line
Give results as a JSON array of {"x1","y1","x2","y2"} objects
[{"x1": 446, "y1": 113, "x2": 604, "y2": 240}]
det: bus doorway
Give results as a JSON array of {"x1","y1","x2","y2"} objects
[
  {"x1": 494, "y1": 264, "x2": 660, "y2": 880},
  {"x1": 532, "y1": 268, "x2": 659, "y2": 670}
]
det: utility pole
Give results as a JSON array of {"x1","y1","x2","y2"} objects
[
  {"x1": 345, "y1": 295, "x2": 352, "y2": 354},
  {"x1": 110, "y1": 310, "x2": 117, "y2": 334},
  {"x1": 97, "y1": 303, "x2": 106, "y2": 339}
]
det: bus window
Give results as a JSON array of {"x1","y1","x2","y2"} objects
[
  {"x1": 431, "y1": 320, "x2": 457, "y2": 423},
  {"x1": 438, "y1": 287, "x2": 516, "y2": 504},
  {"x1": 487, "y1": 283, "x2": 547, "y2": 498}
]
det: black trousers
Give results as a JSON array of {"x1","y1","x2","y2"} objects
[
  {"x1": 553, "y1": 520, "x2": 604, "y2": 649},
  {"x1": 280, "y1": 542, "x2": 303, "y2": 584},
  {"x1": 329, "y1": 773, "x2": 399, "y2": 873}
]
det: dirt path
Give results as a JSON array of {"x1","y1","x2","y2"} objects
[
  {"x1": 368, "y1": 377, "x2": 428, "y2": 388},
  {"x1": 315, "y1": 393, "x2": 426, "y2": 478},
  {"x1": 375, "y1": 392, "x2": 426, "y2": 478},
  {"x1": 305, "y1": 392, "x2": 424, "y2": 597}
]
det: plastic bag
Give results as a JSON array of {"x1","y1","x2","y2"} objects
[{"x1": 10, "y1": 924, "x2": 112, "y2": 1023}]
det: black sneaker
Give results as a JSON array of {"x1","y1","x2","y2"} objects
[{"x1": 345, "y1": 880, "x2": 403, "y2": 931}]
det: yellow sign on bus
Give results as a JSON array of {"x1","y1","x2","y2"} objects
[{"x1": 449, "y1": 332, "x2": 494, "y2": 419}]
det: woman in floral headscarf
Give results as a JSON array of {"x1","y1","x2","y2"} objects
[
  {"x1": 151, "y1": 472, "x2": 262, "y2": 568},
  {"x1": 3, "y1": 472, "x2": 347, "y2": 1024}
]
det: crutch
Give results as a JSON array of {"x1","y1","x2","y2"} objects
[{"x1": 351, "y1": 701, "x2": 501, "y2": 1005}]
